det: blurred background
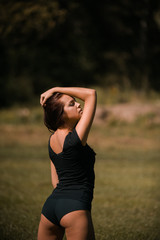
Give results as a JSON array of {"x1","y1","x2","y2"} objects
[
  {"x1": 0, "y1": 1, "x2": 160, "y2": 240},
  {"x1": 0, "y1": 0, "x2": 160, "y2": 107}
]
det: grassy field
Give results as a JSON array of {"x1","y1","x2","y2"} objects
[{"x1": 0, "y1": 105, "x2": 160, "y2": 240}]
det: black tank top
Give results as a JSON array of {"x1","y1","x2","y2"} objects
[{"x1": 48, "y1": 128, "x2": 96, "y2": 203}]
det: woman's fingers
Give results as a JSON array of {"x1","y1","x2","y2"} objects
[
  {"x1": 40, "y1": 94, "x2": 46, "y2": 106},
  {"x1": 40, "y1": 88, "x2": 57, "y2": 106},
  {"x1": 40, "y1": 90, "x2": 53, "y2": 106}
]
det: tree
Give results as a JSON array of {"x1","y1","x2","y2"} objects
[{"x1": 0, "y1": 0, "x2": 160, "y2": 107}]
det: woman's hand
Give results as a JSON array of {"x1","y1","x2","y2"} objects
[
  {"x1": 40, "y1": 86, "x2": 96, "y2": 145},
  {"x1": 40, "y1": 88, "x2": 55, "y2": 106}
]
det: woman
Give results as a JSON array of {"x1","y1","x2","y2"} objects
[{"x1": 38, "y1": 87, "x2": 97, "y2": 240}]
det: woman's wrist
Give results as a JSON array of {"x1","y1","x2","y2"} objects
[{"x1": 48, "y1": 87, "x2": 58, "y2": 93}]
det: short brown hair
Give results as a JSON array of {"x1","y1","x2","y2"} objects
[{"x1": 43, "y1": 92, "x2": 64, "y2": 131}]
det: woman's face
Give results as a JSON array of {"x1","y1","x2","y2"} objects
[{"x1": 60, "y1": 94, "x2": 83, "y2": 124}]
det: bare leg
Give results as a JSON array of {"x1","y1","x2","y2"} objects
[
  {"x1": 37, "y1": 214, "x2": 64, "y2": 240},
  {"x1": 60, "y1": 210, "x2": 95, "y2": 240}
]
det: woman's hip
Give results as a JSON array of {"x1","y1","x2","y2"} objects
[{"x1": 41, "y1": 197, "x2": 92, "y2": 226}]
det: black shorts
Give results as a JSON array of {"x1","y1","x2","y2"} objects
[{"x1": 41, "y1": 196, "x2": 91, "y2": 226}]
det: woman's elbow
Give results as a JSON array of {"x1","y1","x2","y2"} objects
[
  {"x1": 89, "y1": 89, "x2": 97, "y2": 99},
  {"x1": 52, "y1": 179, "x2": 59, "y2": 188},
  {"x1": 90, "y1": 89, "x2": 96, "y2": 95},
  {"x1": 52, "y1": 183, "x2": 56, "y2": 189},
  {"x1": 91, "y1": 89, "x2": 97, "y2": 103}
]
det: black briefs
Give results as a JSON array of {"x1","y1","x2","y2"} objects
[{"x1": 41, "y1": 195, "x2": 91, "y2": 226}]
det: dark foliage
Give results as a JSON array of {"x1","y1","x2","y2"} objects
[{"x1": 0, "y1": 0, "x2": 160, "y2": 107}]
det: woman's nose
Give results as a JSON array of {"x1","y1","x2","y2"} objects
[{"x1": 77, "y1": 102, "x2": 81, "y2": 108}]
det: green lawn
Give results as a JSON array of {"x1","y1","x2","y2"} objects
[{"x1": 0, "y1": 111, "x2": 160, "y2": 240}]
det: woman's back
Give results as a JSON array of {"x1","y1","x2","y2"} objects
[{"x1": 49, "y1": 128, "x2": 96, "y2": 199}]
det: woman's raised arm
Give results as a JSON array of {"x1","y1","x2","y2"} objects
[{"x1": 40, "y1": 87, "x2": 97, "y2": 145}]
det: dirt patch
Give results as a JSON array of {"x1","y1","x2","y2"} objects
[{"x1": 95, "y1": 102, "x2": 160, "y2": 123}]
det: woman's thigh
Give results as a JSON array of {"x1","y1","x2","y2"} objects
[
  {"x1": 60, "y1": 210, "x2": 95, "y2": 240},
  {"x1": 38, "y1": 214, "x2": 64, "y2": 240}
]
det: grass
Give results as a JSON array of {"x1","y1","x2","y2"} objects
[
  {"x1": 0, "y1": 106, "x2": 160, "y2": 240},
  {"x1": 93, "y1": 86, "x2": 160, "y2": 105},
  {"x1": 93, "y1": 150, "x2": 160, "y2": 240}
]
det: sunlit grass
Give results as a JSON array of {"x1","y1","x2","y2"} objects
[
  {"x1": 93, "y1": 150, "x2": 160, "y2": 240},
  {"x1": 93, "y1": 86, "x2": 160, "y2": 105}
]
